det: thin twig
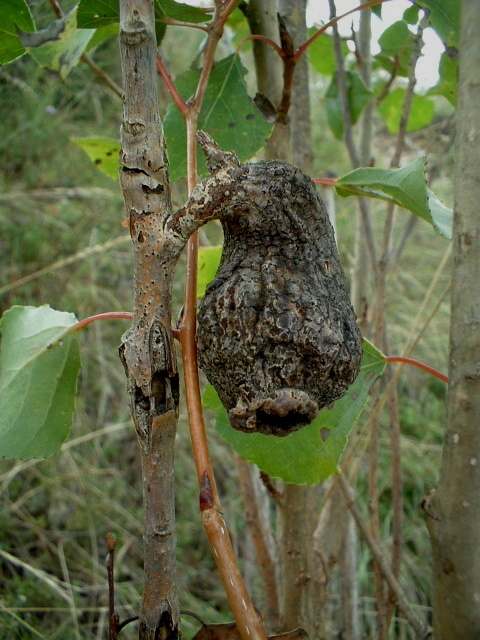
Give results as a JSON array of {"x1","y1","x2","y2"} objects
[
  {"x1": 295, "y1": 0, "x2": 392, "y2": 61},
  {"x1": 380, "y1": 17, "x2": 427, "y2": 630},
  {"x1": 386, "y1": 357, "x2": 448, "y2": 383},
  {"x1": 80, "y1": 54, "x2": 123, "y2": 98},
  {"x1": 105, "y1": 533, "x2": 120, "y2": 640},
  {"x1": 328, "y1": 0, "x2": 378, "y2": 279},
  {"x1": 69, "y1": 312, "x2": 133, "y2": 333},
  {"x1": 164, "y1": 17, "x2": 209, "y2": 31},
  {"x1": 47, "y1": 0, "x2": 122, "y2": 98},
  {"x1": 156, "y1": 56, "x2": 189, "y2": 117},
  {"x1": 236, "y1": 33, "x2": 283, "y2": 57},
  {"x1": 339, "y1": 475, "x2": 431, "y2": 639}
]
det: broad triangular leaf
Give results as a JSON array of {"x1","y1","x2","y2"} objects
[
  {"x1": 0, "y1": 0, "x2": 35, "y2": 64},
  {"x1": 335, "y1": 158, "x2": 452, "y2": 239},
  {"x1": 164, "y1": 54, "x2": 273, "y2": 181},
  {"x1": 203, "y1": 340, "x2": 385, "y2": 485},
  {"x1": 0, "y1": 306, "x2": 81, "y2": 460}
]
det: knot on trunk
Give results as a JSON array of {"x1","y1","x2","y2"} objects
[{"x1": 194, "y1": 133, "x2": 362, "y2": 437}]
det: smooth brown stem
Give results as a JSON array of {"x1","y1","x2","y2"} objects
[
  {"x1": 200, "y1": 471, "x2": 267, "y2": 640},
  {"x1": 70, "y1": 312, "x2": 133, "y2": 333},
  {"x1": 236, "y1": 33, "x2": 283, "y2": 57},
  {"x1": 49, "y1": 0, "x2": 62, "y2": 18},
  {"x1": 156, "y1": 56, "x2": 189, "y2": 117},
  {"x1": 194, "y1": 0, "x2": 237, "y2": 110},
  {"x1": 386, "y1": 357, "x2": 448, "y2": 383}
]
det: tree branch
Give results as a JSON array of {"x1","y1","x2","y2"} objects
[{"x1": 118, "y1": 2, "x2": 180, "y2": 638}]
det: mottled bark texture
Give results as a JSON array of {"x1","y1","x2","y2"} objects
[
  {"x1": 170, "y1": 133, "x2": 362, "y2": 437},
  {"x1": 118, "y1": 1, "x2": 180, "y2": 638}
]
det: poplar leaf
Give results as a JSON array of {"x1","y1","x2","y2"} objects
[
  {"x1": 203, "y1": 340, "x2": 385, "y2": 485},
  {"x1": 0, "y1": 306, "x2": 81, "y2": 460},
  {"x1": 335, "y1": 157, "x2": 452, "y2": 239},
  {"x1": 164, "y1": 54, "x2": 273, "y2": 181},
  {"x1": 0, "y1": 0, "x2": 35, "y2": 64}
]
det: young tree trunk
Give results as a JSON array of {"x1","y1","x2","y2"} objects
[
  {"x1": 425, "y1": 2, "x2": 480, "y2": 637},
  {"x1": 118, "y1": 1, "x2": 180, "y2": 638}
]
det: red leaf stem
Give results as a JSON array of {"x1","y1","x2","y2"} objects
[
  {"x1": 70, "y1": 312, "x2": 133, "y2": 332},
  {"x1": 386, "y1": 356, "x2": 448, "y2": 384}
]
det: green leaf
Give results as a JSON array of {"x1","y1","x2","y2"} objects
[
  {"x1": 308, "y1": 31, "x2": 348, "y2": 76},
  {"x1": 77, "y1": 0, "x2": 119, "y2": 28},
  {"x1": 77, "y1": 0, "x2": 207, "y2": 42},
  {"x1": 0, "y1": 306, "x2": 81, "y2": 460},
  {"x1": 335, "y1": 157, "x2": 452, "y2": 239},
  {"x1": 427, "y1": 189, "x2": 453, "y2": 239},
  {"x1": 77, "y1": 0, "x2": 164, "y2": 42},
  {"x1": 19, "y1": 7, "x2": 94, "y2": 79},
  {"x1": 203, "y1": 340, "x2": 386, "y2": 485},
  {"x1": 198, "y1": 246, "x2": 222, "y2": 298},
  {"x1": 403, "y1": 5, "x2": 420, "y2": 24},
  {"x1": 0, "y1": 0, "x2": 35, "y2": 64},
  {"x1": 414, "y1": 0, "x2": 460, "y2": 49},
  {"x1": 72, "y1": 137, "x2": 121, "y2": 180},
  {"x1": 156, "y1": 0, "x2": 211, "y2": 24},
  {"x1": 378, "y1": 88, "x2": 434, "y2": 134},
  {"x1": 164, "y1": 54, "x2": 273, "y2": 182},
  {"x1": 325, "y1": 71, "x2": 374, "y2": 140},
  {"x1": 375, "y1": 20, "x2": 413, "y2": 77},
  {"x1": 428, "y1": 51, "x2": 458, "y2": 106},
  {"x1": 86, "y1": 23, "x2": 120, "y2": 50}
]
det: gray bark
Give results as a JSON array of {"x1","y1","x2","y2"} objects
[
  {"x1": 424, "y1": 1, "x2": 480, "y2": 637},
  {"x1": 118, "y1": 2, "x2": 180, "y2": 638}
]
